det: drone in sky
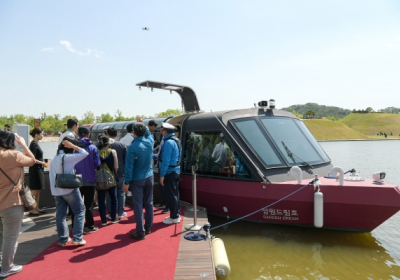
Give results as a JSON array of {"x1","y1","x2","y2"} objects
[{"x1": 142, "y1": 27, "x2": 150, "y2": 31}]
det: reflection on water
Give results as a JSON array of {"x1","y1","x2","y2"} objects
[{"x1": 208, "y1": 141, "x2": 400, "y2": 280}]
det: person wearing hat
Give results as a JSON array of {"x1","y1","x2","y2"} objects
[
  {"x1": 159, "y1": 123, "x2": 182, "y2": 225},
  {"x1": 123, "y1": 121, "x2": 154, "y2": 240},
  {"x1": 72, "y1": 126, "x2": 101, "y2": 234}
]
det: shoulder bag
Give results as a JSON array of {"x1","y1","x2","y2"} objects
[
  {"x1": 0, "y1": 166, "x2": 36, "y2": 211},
  {"x1": 96, "y1": 163, "x2": 115, "y2": 190},
  {"x1": 55, "y1": 155, "x2": 83, "y2": 189}
]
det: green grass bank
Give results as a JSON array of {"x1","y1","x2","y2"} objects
[{"x1": 303, "y1": 113, "x2": 400, "y2": 140}]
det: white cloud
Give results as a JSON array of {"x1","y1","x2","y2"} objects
[
  {"x1": 92, "y1": 49, "x2": 103, "y2": 58},
  {"x1": 41, "y1": 47, "x2": 53, "y2": 51},
  {"x1": 51, "y1": 40, "x2": 104, "y2": 58},
  {"x1": 78, "y1": 49, "x2": 91, "y2": 56},
  {"x1": 60, "y1": 40, "x2": 76, "y2": 53}
]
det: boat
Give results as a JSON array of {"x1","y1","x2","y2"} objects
[{"x1": 90, "y1": 80, "x2": 400, "y2": 232}]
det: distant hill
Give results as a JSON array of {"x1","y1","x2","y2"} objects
[
  {"x1": 303, "y1": 119, "x2": 367, "y2": 140},
  {"x1": 281, "y1": 103, "x2": 351, "y2": 119},
  {"x1": 339, "y1": 113, "x2": 400, "y2": 136}
]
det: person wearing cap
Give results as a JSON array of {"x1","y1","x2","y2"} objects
[
  {"x1": 211, "y1": 133, "x2": 226, "y2": 173},
  {"x1": 58, "y1": 119, "x2": 79, "y2": 145},
  {"x1": 120, "y1": 123, "x2": 134, "y2": 147},
  {"x1": 123, "y1": 120, "x2": 154, "y2": 240},
  {"x1": 72, "y1": 127, "x2": 101, "y2": 234},
  {"x1": 159, "y1": 123, "x2": 182, "y2": 225}
]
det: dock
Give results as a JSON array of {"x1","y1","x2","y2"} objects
[{"x1": 7, "y1": 203, "x2": 216, "y2": 280}]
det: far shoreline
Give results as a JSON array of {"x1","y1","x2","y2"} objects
[{"x1": 318, "y1": 138, "x2": 400, "y2": 142}]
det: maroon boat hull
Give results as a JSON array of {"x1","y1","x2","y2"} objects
[{"x1": 180, "y1": 175, "x2": 400, "y2": 232}]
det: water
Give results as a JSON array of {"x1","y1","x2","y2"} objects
[
  {"x1": 40, "y1": 140, "x2": 400, "y2": 279},
  {"x1": 208, "y1": 140, "x2": 400, "y2": 280}
]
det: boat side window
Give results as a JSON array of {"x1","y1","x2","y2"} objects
[{"x1": 183, "y1": 131, "x2": 255, "y2": 179}]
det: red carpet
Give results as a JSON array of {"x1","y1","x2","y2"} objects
[{"x1": 12, "y1": 206, "x2": 184, "y2": 280}]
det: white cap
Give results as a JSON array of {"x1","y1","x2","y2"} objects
[
  {"x1": 219, "y1": 133, "x2": 224, "y2": 138},
  {"x1": 162, "y1": 122, "x2": 175, "y2": 130}
]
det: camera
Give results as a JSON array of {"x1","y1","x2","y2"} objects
[
  {"x1": 258, "y1": 101, "x2": 268, "y2": 107},
  {"x1": 372, "y1": 172, "x2": 386, "y2": 183}
]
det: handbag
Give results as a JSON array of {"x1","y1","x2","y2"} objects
[
  {"x1": 96, "y1": 164, "x2": 115, "y2": 190},
  {"x1": 55, "y1": 155, "x2": 83, "y2": 189},
  {"x1": 0, "y1": 166, "x2": 37, "y2": 211}
]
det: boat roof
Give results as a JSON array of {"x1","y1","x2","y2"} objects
[
  {"x1": 136, "y1": 80, "x2": 201, "y2": 113},
  {"x1": 175, "y1": 107, "x2": 297, "y2": 130}
]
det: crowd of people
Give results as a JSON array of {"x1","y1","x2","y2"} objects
[{"x1": 0, "y1": 117, "x2": 182, "y2": 278}]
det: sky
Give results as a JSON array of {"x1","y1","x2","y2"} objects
[{"x1": 1, "y1": 1, "x2": 400, "y2": 119}]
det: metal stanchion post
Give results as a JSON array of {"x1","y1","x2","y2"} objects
[
  {"x1": 185, "y1": 166, "x2": 202, "y2": 230},
  {"x1": 186, "y1": 166, "x2": 201, "y2": 212}
]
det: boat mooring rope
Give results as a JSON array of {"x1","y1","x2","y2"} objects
[{"x1": 184, "y1": 179, "x2": 317, "y2": 241}]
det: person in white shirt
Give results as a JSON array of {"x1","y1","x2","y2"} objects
[
  {"x1": 58, "y1": 119, "x2": 79, "y2": 145},
  {"x1": 120, "y1": 123, "x2": 134, "y2": 147},
  {"x1": 49, "y1": 136, "x2": 88, "y2": 247}
]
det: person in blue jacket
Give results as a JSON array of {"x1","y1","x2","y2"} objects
[
  {"x1": 159, "y1": 123, "x2": 182, "y2": 225},
  {"x1": 73, "y1": 127, "x2": 101, "y2": 234},
  {"x1": 123, "y1": 120, "x2": 154, "y2": 240}
]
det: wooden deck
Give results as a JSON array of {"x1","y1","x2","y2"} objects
[{"x1": 175, "y1": 204, "x2": 216, "y2": 280}]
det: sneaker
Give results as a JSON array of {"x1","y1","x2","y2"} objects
[
  {"x1": 84, "y1": 226, "x2": 99, "y2": 234},
  {"x1": 130, "y1": 232, "x2": 145, "y2": 240},
  {"x1": 101, "y1": 221, "x2": 108, "y2": 226},
  {"x1": 111, "y1": 218, "x2": 120, "y2": 224},
  {"x1": 156, "y1": 204, "x2": 166, "y2": 210},
  {"x1": 72, "y1": 239, "x2": 86, "y2": 246},
  {"x1": 120, "y1": 212, "x2": 127, "y2": 218},
  {"x1": 107, "y1": 214, "x2": 111, "y2": 220},
  {"x1": 0, "y1": 265, "x2": 23, "y2": 278},
  {"x1": 93, "y1": 202, "x2": 98, "y2": 208},
  {"x1": 163, "y1": 217, "x2": 181, "y2": 224},
  {"x1": 59, "y1": 237, "x2": 72, "y2": 247},
  {"x1": 126, "y1": 191, "x2": 132, "y2": 197},
  {"x1": 144, "y1": 226, "x2": 151, "y2": 234},
  {"x1": 161, "y1": 208, "x2": 170, "y2": 214}
]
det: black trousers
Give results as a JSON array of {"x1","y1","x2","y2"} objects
[
  {"x1": 164, "y1": 172, "x2": 180, "y2": 219},
  {"x1": 71, "y1": 186, "x2": 96, "y2": 228}
]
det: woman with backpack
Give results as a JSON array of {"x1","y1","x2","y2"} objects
[{"x1": 97, "y1": 136, "x2": 118, "y2": 225}]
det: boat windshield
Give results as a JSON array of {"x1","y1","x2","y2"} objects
[{"x1": 232, "y1": 117, "x2": 330, "y2": 168}]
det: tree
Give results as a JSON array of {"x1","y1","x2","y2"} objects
[
  {"x1": 13, "y1": 114, "x2": 27, "y2": 124},
  {"x1": 305, "y1": 109, "x2": 315, "y2": 116},
  {"x1": 366, "y1": 107, "x2": 374, "y2": 113},
  {"x1": 81, "y1": 111, "x2": 95, "y2": 125},
  {"x1": 41, "y1": 115, "x2": 63, "y2": 131},
  {"x1": 114, "y1": 110, "x2": 133, "y2": 121},
  {"x1": 157, "y1": 109, "x2": 182, "y2": 117},
  {"x1": 62, "y1": 115, "x2": 77, "y2": 124},
  {"x1": 40, "y1": 112, "x2": 47, "y2": 121},
  {"x1": 291, "y1": 110, "x2": 302, "y2": 119},
  {"x1": 97, "y1": 113, "x2": 114, "y2": 123}
]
